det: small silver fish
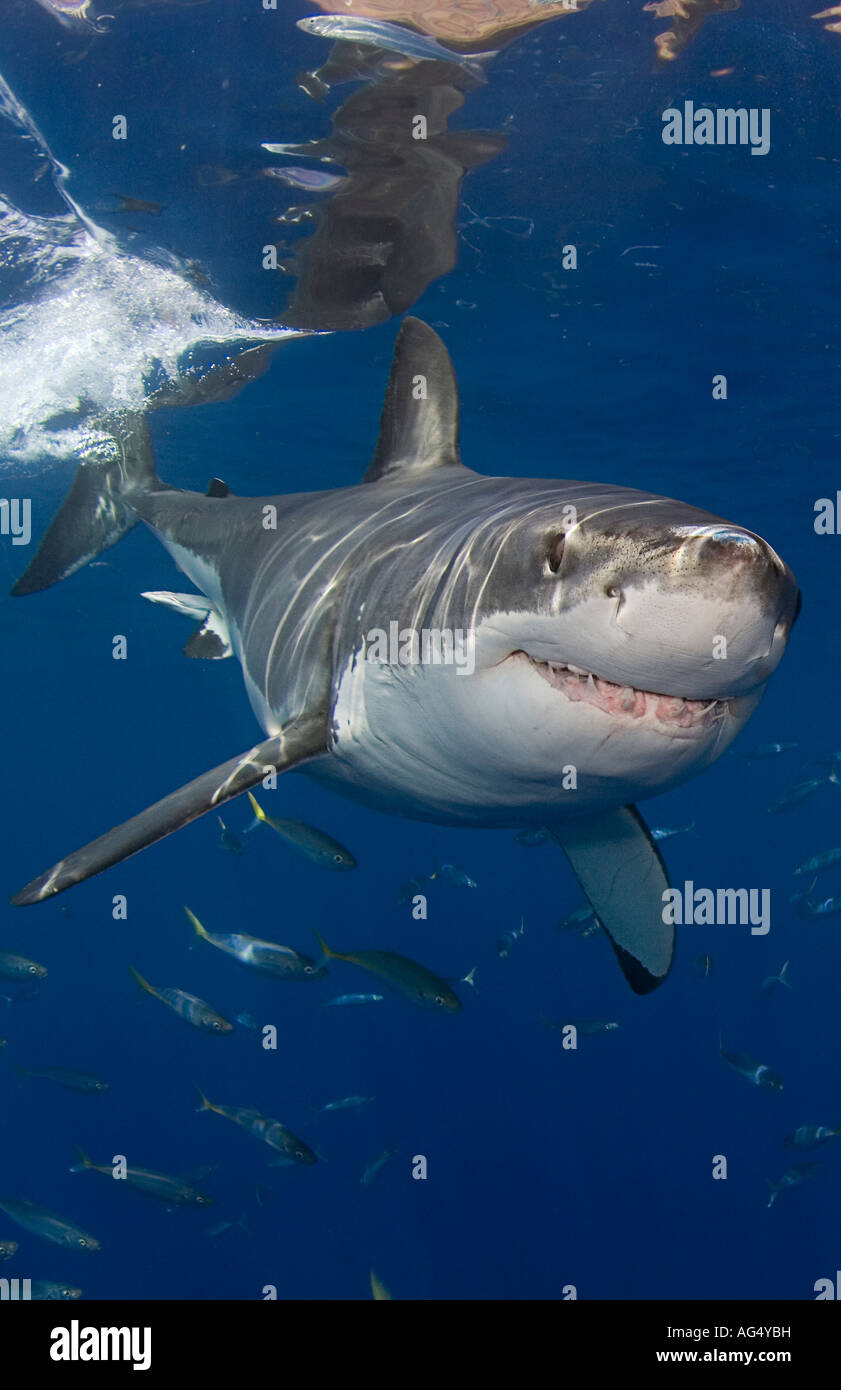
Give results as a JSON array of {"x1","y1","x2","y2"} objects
[
  {"x1": 322, "y1": 993, "x2": 384, "y2": 1006},
  {"x1": 768, "y1": 772, "x2": 839, "y2": 813},
  {"x1": 196, "y1": 1091, "x2": 317, "y2": 1165},
  {"x1": 747, "y1": 742, "x2": 798, "y2": 758},
  {"x1": 129, "y1": 967, "x2": 232, "y2": 1034},
  {"x1": 760, "y1": 961, "x2": 791, "y2": 998},
  {"x1": 0, "y1": 1199, "x2": 100, "y2": 1251},
  {"x1": 556, "y1": 905, "x2": 598, "y2": 935},
  {"x1": 650, "y1": 822, "x2": 695, "y2": 841},
  {"x1": 562, "y1": 1019, "x2": 618, "y2": 1037},
  {"x1": 360, "y1": 1147, "x2": 398, "y2": 1187},
  {"x1": 496, "y1": 918, "x2": 525, "y2": 958},
  {"x1": 767, "y1": 1162, "x2": 820, "y2": 1207},
  {"x1": 719, "y1": 1036, "x2": 782, "y2": 1090},
  {"x1": 29, "y1": 1280, "x2": 83, "y2": 1300},
  {"x1": 0, "y1": 951, "x2": 47, "y2": 981},
  {"x1": 784, "y1": 1123, "x2": 841, "y2": 1151},
  {"x1": 804, "y1": 896, "x2": 841, "y2": 917},
  {"x1": 793, "y1": 847, "x2": 841, "y2": 876},
  {"x1": 247, "y1": 794, "x2": 356, "y2": 870},
  {"x1": 15, "y1": 1066, "x2": 109, "y2": 1094},
  {"x1": 0, "y1": 1240, "x2": 18, "y2": 1261},
  {"x1": 71, "y1": 1150, "x2": 213, "y2": 1208},
  {"x1": 430, "y1": 864, "x2": 477, "y2": 889},
  {"x1": 185, "y1": 908, "x2": 325, "y2": 980},
  {"x1": 316, "y1": 932, "x2": 461, "y2": 1012},
  {"x1": 296, "y1": 15, "x2": 497, "y2": 84},
  {"x1": 318, "y1": 1095, "x2": 375, "y2": 1113},
  {"x1": 207, "y1": 1213, "x2": 251, "y2": 1239}
]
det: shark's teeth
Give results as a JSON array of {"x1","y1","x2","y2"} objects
[{"x1": 525, "y1": 655, "x2": 726, "y2": 729}]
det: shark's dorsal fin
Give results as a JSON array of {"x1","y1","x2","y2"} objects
[{"x1": 363, "y1": 318, "x2": 462, "y2": 484}]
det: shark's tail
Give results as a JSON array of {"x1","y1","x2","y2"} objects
[{"x1": 11, "y1": 413, "x2": 162, "y2": 597}]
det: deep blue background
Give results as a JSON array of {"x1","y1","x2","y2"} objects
[{"x1": 1, "y1": 0, "x2": 840, "y2": 1300}]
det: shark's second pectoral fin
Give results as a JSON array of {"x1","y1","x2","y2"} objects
[
  {"x1": 550, "y1": 807, "x2": 674, "y2": 994},
  {"x1": 141, "y1": 591, "x2": 234, "y2": 659},
  {"x1": 11, "y1": 714, "x2": 329, "y2": 906}
]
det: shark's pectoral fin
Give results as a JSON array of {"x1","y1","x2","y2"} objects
[
  {"x1": 11, "y1": 714, "x2": 329, "y2": 906},
  {"x1": 550, "y1": 807, "x2": 674, "y2": 994},
  {"x1": 141, "y1": 590, "x2": 212, "y2": 620}
]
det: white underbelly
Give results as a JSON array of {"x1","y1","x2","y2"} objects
[{"x1": 301, "y1": 649, "x2": 736, "y2": 829}]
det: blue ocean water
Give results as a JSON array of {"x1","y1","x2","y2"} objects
[{"x1": 1, "y1": 0, "x2": 839, "y2": 1303}]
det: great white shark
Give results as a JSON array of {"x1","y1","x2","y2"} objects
[{"x1": 10, "y1": 319, "x2": 800, "y2": 993}]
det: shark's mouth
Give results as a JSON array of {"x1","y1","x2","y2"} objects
[{"x1": 522, "y1": 654, "x2": 728, "y2": 729}]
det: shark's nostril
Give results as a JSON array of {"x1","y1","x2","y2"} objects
[{"x1": 605, "y1": 585, "x2": 625, "y2": 618}]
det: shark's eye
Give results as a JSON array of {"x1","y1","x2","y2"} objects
[{"x1": 546, "y1": 534, "x2": 565, "y2": 574}]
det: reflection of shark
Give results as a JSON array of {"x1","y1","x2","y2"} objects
[
  {"x1": 11, "y1": 320, "x2": 799, "y2": 994},
  {"x1": 272, "y1": 58, "x2": 506, "y2": 331}
]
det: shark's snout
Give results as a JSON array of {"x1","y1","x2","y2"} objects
[
  {"x1": 671, "y1": 524, "x2": 792, "y2": 603},
  {"x1": 529, "y1": 512, "x2": 799, "y2": 703},
  {"x1": 660, "y1": 522, "x2": 800, "y2": 692}
]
